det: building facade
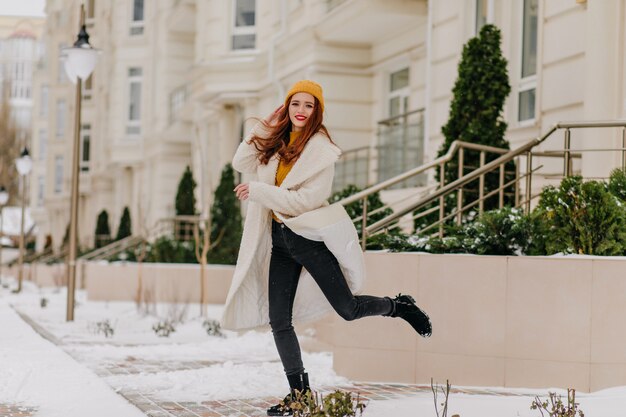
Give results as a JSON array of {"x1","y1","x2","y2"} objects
[
  {"x1": 0, "y1": 16, "x2": 44, "y2": 135},
  {"x1": 30, "y1": 0, "x2": 626, "y2": 251}
]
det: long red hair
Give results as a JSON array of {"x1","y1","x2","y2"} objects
[{"x1": 248, "y1": 97, "x2": 334, "y2": 165}]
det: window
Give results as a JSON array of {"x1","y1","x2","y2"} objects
[
  {"x1": 54, "y1": 156, "x2": 63, "y2": 194},
  {"x1": 80, "y1": 124, "x2": 91, "y2": 171},
  {"x1": 38, "y1": 129, "x2": 47, "y2": 161},
  {"x1": 519, "y1": 0, "x2": 538, "y2": 122},
  {"x1": 475, "y1": 0, "x2": 488, "y2": 34},
  {"x1": 56, "y1": 99, "x2": 66, "y2": 138},
  {"x1": 232, "y1": 0, "x2": 256, "y2": 50},
  {"x1": 169, "y1": 85, "x2": 187, "y2": 124},
  {"x1": 58, "y1": 43, "x2": 68, "y2": 83},
  {"x1": 86, "y1": 0, "x2": 95, "y2": 23},
  {"x1": 130, "y1": 0, "x2": 144, "y2": 35},
  {"x1": 83, "y1": 74, "x2": 93, "y2": 100},
  {"x1": 40, "y1": 85, "x2": 48, "y2": 117},
  {"x1": 388, "y1": 68, "x2": 410, "y2": 117},
  {"x1": 127, "y1": 68, "x2": 142, "y2": 135},
  {"x1": 37, "y1": 176, "x2": 44, "y2": 207}
]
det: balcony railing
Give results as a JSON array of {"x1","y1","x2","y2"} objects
[
  {"x1": 326, "y1": 0, "x2": 348, "y2": 12},
  {"x1": 333, "y1": 146, "x2": 370, "y2": 192},
  {"x1": 377, "y1": 108, "x2": 426, "y2": 188}
]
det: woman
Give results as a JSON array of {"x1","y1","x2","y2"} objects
[{"x1": 221, "y1": 80, "x2": 431, "y2": 416}]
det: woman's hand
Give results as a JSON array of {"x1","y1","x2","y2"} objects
[
  {"x1": 234, "y1": 183, "x2": 250, "y2": 201},
  {"x1": 264, "y1": 104, "x2": 284, "y2": 125}
]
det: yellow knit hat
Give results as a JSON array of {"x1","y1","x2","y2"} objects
[{"x1": 284, "y1": 80, "x2": 324, "y2": 113}]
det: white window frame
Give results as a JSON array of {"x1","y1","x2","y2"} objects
[
  {"x1": 86, "y1": 0, "x2": 96, "y2": 27},
  {"x1": 37, "y1": 175, "x2": 45, "y2": 207},
  {"x1": 83, "y1": 73, "x2": 93, "y2": 100},
  {"x1": 38, "y1": 128, "x2": 47, "y2": 161},
  {"x1": 80, "y1": 124, "x2": 91, "y2": 172},
  {"x1": 169, "y1": 85, "x2": 187, "y2": 124},
  {"x1": 475, "y1": 0, "x2": 495, "y2": 34},
  {"x1": 231, "y1": 0, "x2": 256, "y2": 51},
  {"x1": 130, "y1": 0, "x2": 144, "y2": 36},
  {"x1": 518, "y1": 0, "x2": 538, "y2": 124},
  {"x1": 387, "y1": 67, "x2": 410, "y2": 118},
  {"x1": 40, "y1": 85, "x2": 48, "y2": 118},
  {"x1": 57, "y1": 43, "x2": 68, "y2": 83},
  {"x1": 126, "y1": 67, "x2": 142, "y2": 136},
  {"x1": 54, "y1": 156, "x2": 63, "y2": 194},
  {"x1": 56, "y1": 99, "x2": 66, "y2": 138}
]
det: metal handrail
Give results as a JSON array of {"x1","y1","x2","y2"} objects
[
  {"x1": 377, "y1": 108, "x2": 425, "y2": 126},
  {"x1": 339, "y1": 120, "x2": 626, "y2": 245},
  {"x1": 339, "y1": 139, "x2": 509, "y2": 206}
]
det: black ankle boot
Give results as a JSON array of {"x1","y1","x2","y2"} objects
[
  {"x1": 267, "y1": 372, "x2": 311, "y2": 416},
  {"x1": 385, "y1": 294, "x2": 432, "y2": 337}
]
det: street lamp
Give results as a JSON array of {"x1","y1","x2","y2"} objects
[
  {"x1": 0, "y1": 186, "x2": 9, "y2": 285},
  {"x1": 62, "y1": 5, "x2": 100, "y2": 321},
  {"x1": 15, "y1": 147, "x2": 32, "y2": 293}
]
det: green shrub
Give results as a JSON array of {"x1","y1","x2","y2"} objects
[
  {"x1": 115, "y1": 207, "x2": 132, "y2": 241},
  {"x1": 609, "y1": 167, "x2": 626, "y2": 202},
  {"x1": 437, "y1": 24, "x2": 514, "y2": 214},
  {"x1": 94, "y1": 210, "x2": 112, "y2": 248},
  {"x1": 329, "y1": 185, "x2": 393, "y2": 234},
  {"x1": 536, "y1": 176, "x2": 626, "y2": 255},
  {"x1": 145, "y1": 236, "x2": 197, "y2": 263},
  {"x1": 208, "y1": 164, "x2": 243, "y2": 265},
  {"x1": 462, "y1": 207, "x2": 531, "y2": 255}
]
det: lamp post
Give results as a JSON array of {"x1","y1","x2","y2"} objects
[
  {"x1": 62, "y1": 5, "x2": 100, "y2": 321},
  {"x1": 15, "y1": 148, "x2": 33, "y2": 293},
  {"x1": 0, "y1": 186, "x2": 9, "y2": 285}
]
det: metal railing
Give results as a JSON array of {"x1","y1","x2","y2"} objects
[
  {"x1": 334, "y1": 146, "x2": 371, "y2": 192},
  {"x1": 339, "y1": 120, "x2": 626, "y2": 248},
  {"x1": 334, "y1": 108, "x2": 426, "y2": 192},
  {"x1": 377, "y1": 108, "x2": 425, "y2": 188},
  {"x1": 77, "y1": 215, "x2": 206, "y2": 262}
]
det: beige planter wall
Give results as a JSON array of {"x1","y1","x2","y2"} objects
[
  {"x1": 319, "y1": 252, "x2": 626, "y2": 392},
  {"x1": 84, "y1": 262, "x2": 234, "y2": 304}
]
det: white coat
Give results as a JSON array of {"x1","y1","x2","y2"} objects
[{"x1": 220, "y1": 125, "x2": 366, "y2": 330}]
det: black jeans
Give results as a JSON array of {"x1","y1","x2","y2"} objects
[{"x1": 269, "y1": 220, "x2": 393, "y2": 376}]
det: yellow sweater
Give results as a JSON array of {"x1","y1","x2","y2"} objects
[{"x1": 272, "y1": 131, "x2": 300, "y2": 221}]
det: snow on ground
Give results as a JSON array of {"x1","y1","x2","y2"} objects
[
  {"x1": 5, "y1": 276, "x2": 626, "y2": 416},
  {"x1": 0, "y1": 282, "x2": 144, "y2": 417},
  {"x1": 3, "y1": 278, "x2": 349, "y2": 403}
]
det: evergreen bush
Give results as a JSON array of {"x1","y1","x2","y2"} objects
[
  {"x1": 94, "y1": 210, "x2": 111, "y2": 248},
  {"x1": 175, "y1": 166, "x2": 197, "y2": 241},
  {"x1": 115, "y1": 207, "x2": 132, "y2": 241},
  {"x1": 145, "y1": 236, "x2": 197, "y2": 264},
  {"x1": 208, "y1": 164, "x2": 243, "y2": 265},
  {"x1": 176, "y1": 166, "x2": 197, "y2": 215},
  {"x1": 329, "y1": 185, "x2": 393, "y2": 234},
  {"x1": 437, "y1": 24, "x2": 514, "y2": 217},
  {"x1": 462, "y1": 207, "x2": 532, "y2": 255},
  {"x1": 608, "y1": 167, "x2": 626, "y2": 202},
  {"x1": 535, "y1": 176, "x2": 626, "y2": 255}
]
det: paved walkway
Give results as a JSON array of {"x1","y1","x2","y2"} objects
[
  {"x1": 4, "y1": 310, "x2": 532, "y2": 417},
  {"x1": 0, "y1": 405, "x2": 37, "y2": 417}
]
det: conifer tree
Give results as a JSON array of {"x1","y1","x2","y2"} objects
[
  {"x1": 175, "y1": 166, "x2": 197, "y2": 241},
  {"x1": 175, "y1": 166, "x2": 197, "y2": 215},
  {"x1": 0, "y1": 96, "x2": 20, "y2": 205},
  {"x1": 94, "y1": 210, "x2": 111, "y2": 248},
  {"x1": 208, "y1": 164, "x2": 242, "y2": 265},
  {"x1": 116, "y1": 207, "x2": 132, "y2": 241},
  {"x1": 437, "y1": 24, "x2": 513, "y2": 213}
]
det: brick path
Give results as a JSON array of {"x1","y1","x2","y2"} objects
[
  {"x1": 0, "y1": 405, "x2": 37, "y2": 417},
  {"x1": 9, "y1": 309, "x2": 535, "y2": 417}
]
